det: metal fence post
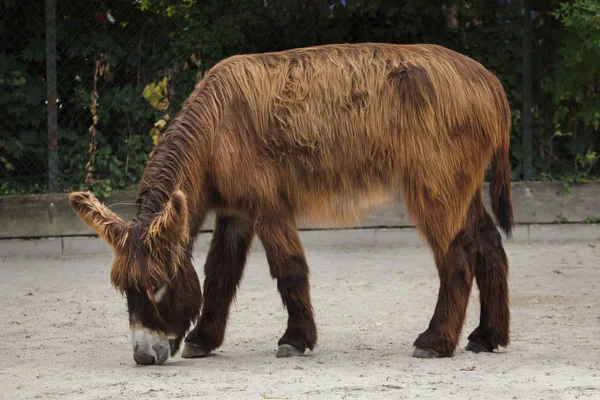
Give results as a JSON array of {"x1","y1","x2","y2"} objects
[
  {"x1": 46, "y1": 0, "x2": 58, "y2": 191},
  {"x1": 522, "y1": 0, "x2": 533, "y2": 181}
]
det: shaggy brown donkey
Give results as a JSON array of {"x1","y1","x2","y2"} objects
[{"x1": 69, "y1": 43, "x2": 513, "y2": 365}]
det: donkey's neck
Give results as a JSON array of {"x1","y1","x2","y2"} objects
[{"x1": 134, "y1": 89, "x2": 216, "y2": 228}]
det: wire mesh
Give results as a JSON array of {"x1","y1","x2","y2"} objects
[
  {"x1": 1, "y1": 0, "x2": 48, "y2": 193},
  {"x1": 1, "y1": 1, "x2": 535, "y2": 195},
  {"x1": 1, "y1": 0, "x2": 341, "y2": 194}
]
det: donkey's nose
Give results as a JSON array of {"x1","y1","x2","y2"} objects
[
  {"x1": 133, "y1": 351, "x2": 157, "y2": 365},
  {"x1": 132, "y1": 342, "x2": 169, "y2": 365},
  {"x1": 131, "y1": 327, "x2": 170, "y2": 365}
]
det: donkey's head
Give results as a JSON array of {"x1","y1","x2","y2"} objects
[{"x1": 68, "y1": 190, "x2": 202, "y2": 365}]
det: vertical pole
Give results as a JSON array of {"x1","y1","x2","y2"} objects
[
  {"x1": 46, "y1": 0, "x2": 58, "y2": 191},
  {"x1": 522, "y1": 0, "x2": 532, "y2": 181}
]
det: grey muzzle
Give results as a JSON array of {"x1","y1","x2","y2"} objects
[{"x1": 131, "y1": 327, "x2": 170, "y2": 365}]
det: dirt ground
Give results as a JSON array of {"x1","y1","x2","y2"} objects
[{"x1": 1, "y1": 229, "x2": 599, "y2": 400}]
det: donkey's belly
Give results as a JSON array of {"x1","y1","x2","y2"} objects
[{"x1": 295, "y1": 184, "x2": 402, "y2": 228}]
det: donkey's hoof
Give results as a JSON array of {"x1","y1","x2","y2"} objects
[
  {"x1": 181, "y1": 342, "x2": 211, "y2": 358},
  {"x1": 466, "y1": 340, "x2": 491, "y2": 354},
  {"x1": 276, "y1": 344, "x2": 304, "y2": 358},
  {"x1": 412, "y1": 347, "x2": 440, "y2": 358}
]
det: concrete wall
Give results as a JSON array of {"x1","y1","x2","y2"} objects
[
  {"x1": 1, "y1": 181, "x2": 599, "y2": 239},
  {"x1": 1, "y1": 181, "x2": 598, "y2": 256},
  {"x1": 1, "y1": 223, "x2": 598, "y2": 257}
]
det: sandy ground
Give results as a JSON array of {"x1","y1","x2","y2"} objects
[{"x1": 1, "y1": 229, "x2": 599, "y2": 400}]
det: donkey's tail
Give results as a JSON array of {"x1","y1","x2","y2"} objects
[
  {"x1": 489, "y1": 88, "x2": 514, "y2": 238},
  {"x1": 490, "y1": 147, "x2": 514, "y2": 237}
]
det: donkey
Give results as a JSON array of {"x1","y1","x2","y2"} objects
[{"x1": 69, "y1": 43, "x2": 513, "y2": 365}]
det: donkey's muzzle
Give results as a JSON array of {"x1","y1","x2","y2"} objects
[{"x1": 131, "y1": 327, "x2": 170, "y2": 365}]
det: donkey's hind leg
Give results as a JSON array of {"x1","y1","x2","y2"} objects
[
  {"x1": 412, "y1": 229, "x2": 476, "y2": 357},
  {"x1": 254, "y1": 210, "x2": 317, "y2": 358},
  {"x1": 402, "y1": 179, "x2": 479, "y2": 358},
  {"x1": 464, "y1": 191, "x2": 510, "y2": 353},
  {"x1": 182, "y1": 213, "x2": 254, "y2": 358}
]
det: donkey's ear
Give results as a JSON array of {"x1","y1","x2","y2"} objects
[
  {"x1": 69, "y1": 191, "x2": 129, "y2": 250},
  {"x1": 146, "y1": 190, "x2": 189, "y2": 251}
]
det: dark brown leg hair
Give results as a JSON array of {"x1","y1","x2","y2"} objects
[
  {"x1": 254, "y1": 210, "x2": 317, "y2": 356},
  {"x1": 183, "y1": 213, "x2": 254, "y2": 356},
  {"x1": 413, "y1": 229, "x2": 475, "y2": 357},
  {"x1": 464, "y1": 191, "x2": 510, "y2": 353},
  {"x1": 402, "y1": 177, "x2": 478, "y2": 358}
]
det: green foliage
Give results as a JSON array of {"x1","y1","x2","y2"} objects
[
  {"x1": 0, "y1": 1, "x2": 47, "y2": 194},
  {"x1": 531, "y1": 0, "x2": 600, "y2": 182},
  {"x1": 0, "y1": 0, "x2": 598, "y2": 194}
]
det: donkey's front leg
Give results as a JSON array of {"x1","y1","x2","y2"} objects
[
  {"x1": 255, "y1": 211, "x2": 317, "y2": 357},
  {"x1": 182, "y1": 214, "x2": 254, "y2": 358}
]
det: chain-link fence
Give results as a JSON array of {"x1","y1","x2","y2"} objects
[
  {"x1": 1, "y1": 1, "x2": 48, "y2": 193},
  {"x1": 1, "y1": 0, "x2": 214, "y2": 194},
  {"x1": 2, "y1": 0, "x2": 350, "y2": 195},
  {"x1": 2, "y1": 1, "x2": 596, "y2": 195}
]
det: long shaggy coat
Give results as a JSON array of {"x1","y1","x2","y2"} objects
[{"x1": 70, "y1": 43, "x2": 513, "y2": 362}]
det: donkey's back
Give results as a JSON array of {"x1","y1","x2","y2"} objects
[{"x1": 204, "y1": 43, "x2": 511, "y2": 229}]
